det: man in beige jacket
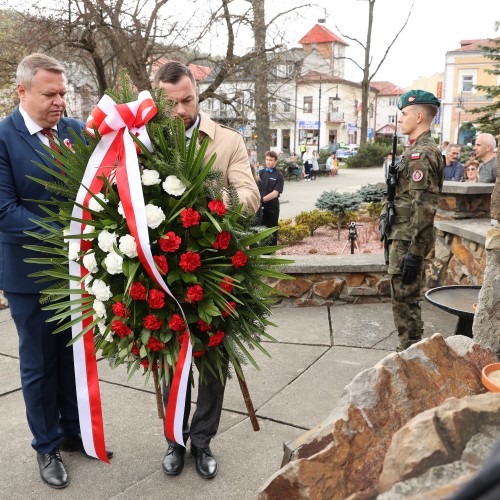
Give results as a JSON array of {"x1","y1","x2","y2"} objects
[{"x1": 154, "y1": 61, "x2": 259, "y2": 480}]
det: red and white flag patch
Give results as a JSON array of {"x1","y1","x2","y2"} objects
[
  {"x1": 411, "y1": 153, "x2": 421, "y2": 160},
  {"x1": 412, "y1": 169, "x2": 424, "y2": 182}
]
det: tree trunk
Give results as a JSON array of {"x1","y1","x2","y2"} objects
[{"x1": 252, "y1": 0, "x2": 270, "y2": 164}]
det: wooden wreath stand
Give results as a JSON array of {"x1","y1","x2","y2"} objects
[{"x1": 153, "y1": 368, "x2": 259, "y2": 431}]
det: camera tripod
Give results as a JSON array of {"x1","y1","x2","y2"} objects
[{"x1": 341, "y1": 224, "x2": 361, "y2": 255}]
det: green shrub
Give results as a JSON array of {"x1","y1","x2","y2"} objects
[
  {"x1": 315, "y1": 191, "x2": 362, "y2": 240},
  {"x1": 346, "y1": 142, "x2": 387, "y2": 168},
  {"x1": 295, "y1": 210, "x2": 334, "y2": 236},
  {"x1": 356, "y1": 183, "x2": 386, "y2": 203},
  {"x1": 277, "y1": 220, "x2": 309, "y2": 245}
]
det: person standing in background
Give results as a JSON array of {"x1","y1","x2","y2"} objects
[
  {"x1": 259, "y1": 150, "x2": 284, "y2": 245},
  {"x1": 310, "y1": 150, "x2": 319, "y2": 180},
  {"x1": 443, "y1": 144, "x2": 464, "y2": 181},
  {"x1": 474, "y1": 133, "x2": 497, "y2": 183},
  {"x1": 464, "y1": 160, "x2": 479, "y2": 183}
]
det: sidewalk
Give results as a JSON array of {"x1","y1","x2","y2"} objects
[{"x1": 0, "y1": 300, "x2": 457, "y2": 499}]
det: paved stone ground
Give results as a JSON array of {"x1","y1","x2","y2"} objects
[{"x1": 0, "y1": 299, "x2": 457, "y2": 499}]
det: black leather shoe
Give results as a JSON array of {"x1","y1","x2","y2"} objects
[
  {"x1": 162, "y1": 445, "x2": 185, "y2": 476},
  {"x1": 37, "y1": 448, "x2": 68, "y2": 489},
  {"x1": 191, "y1": 445, "x2": 217, "y2": 479},
  {"x1": 60, "y1": 434, "x2": 113, "y2": 460}
]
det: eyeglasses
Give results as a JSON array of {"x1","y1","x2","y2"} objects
[{"x1": 467, "y1": 168, "x2": 477, "y2": 172}]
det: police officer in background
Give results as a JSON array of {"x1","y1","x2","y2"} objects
[
  {"x1": 380, "y1": 90, "x2": 444, "y2": 351},
  {"x1": 259, "y1": 150, "x2": 284, "y2": 245}
]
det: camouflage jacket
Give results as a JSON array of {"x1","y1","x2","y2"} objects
[{"x1": 384, "y1": 130, "x2": 444, "y2": 256}]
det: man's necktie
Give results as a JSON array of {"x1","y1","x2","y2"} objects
[{"x1": 40, "y1": 128, "x2": 64, "y2": 172}]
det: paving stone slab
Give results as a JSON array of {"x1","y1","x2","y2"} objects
[
  {"x1": 257, "y1": 345, "x2": 389, "y2": 429},
  {"x1": 266, "y1": 306, "x2": 331, "y2": 345},
  {"x1": 0, "y1": 355, "x2": 21, "y2": 394},
  {"x1": 0, "y1": 311, "x2": 18, "y2": 357},
  {"x1": 113, "y1": 419, "x2": 303, "y2": 500}
]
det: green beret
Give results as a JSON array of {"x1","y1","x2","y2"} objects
[{"x1": 397, "y1": 90, "x2": 440, "y2": 110}]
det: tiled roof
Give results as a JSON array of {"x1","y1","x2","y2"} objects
[
  {"x1": 298, "y1": 24, "x2": 348, "y2": 46},
  {"x1": 448, "y1": 38, "x2": 499, "y2": 53},
  {"x1": 370, "y1": 81, "x2": 405, "y2": 95},
  {"x1": 153, "y1": 58, "x2": 212, "y2": 81}
]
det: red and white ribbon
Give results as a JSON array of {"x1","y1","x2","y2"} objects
[{"x1": 69, "y1": 91, "x2": 191, "y2": 460}]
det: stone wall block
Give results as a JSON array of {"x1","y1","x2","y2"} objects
[
  {"x1": 376, "y1": 278, "x2": 391, "y2": 296},
  {"x1": 313, "y1": 279, "x2": 344, "y2": 299},
  {"x1": 273, "y1": 277, "x2": 312, "y2": 297},
  {"x1": 344, "y1": 273, "x2": 366, "y2": 287}
]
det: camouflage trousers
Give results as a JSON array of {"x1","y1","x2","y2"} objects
[{"x1": 388, "y1": 240, "x2": 424, "y2": 349}]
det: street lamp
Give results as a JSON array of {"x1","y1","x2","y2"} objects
[
  {"x1": 456, "y1": 93, "x2": 464, "y2": 144},
  {"x1": 317, "y1": 81, "x2": 340, "y2": 153}
]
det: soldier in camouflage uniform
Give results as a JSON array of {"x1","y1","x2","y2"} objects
[{"x1": 380, "y1": 90, "x2": 444, "y2": 350}]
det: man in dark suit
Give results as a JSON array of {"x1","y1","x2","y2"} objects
[{"x1": 0, "y1": 53, "x2": 107, "y2": 489}]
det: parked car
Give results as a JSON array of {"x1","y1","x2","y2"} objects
[
  {"x1": 320, "y1": 143, "x2": 341, "y2": 154},
  {"x1": 335, "y1": 145, "x2": 359, "y2": 160}
]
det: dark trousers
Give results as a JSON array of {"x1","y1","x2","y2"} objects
[
  {"x1": 261, "y1": 200, "x2": 280, "y2": 245},
  {"x1": 6, "y1": 292, "x2": 79, "y2": 453},
  {"x1": 162, "y1": 366, "x2": 227, "y2": 448}
]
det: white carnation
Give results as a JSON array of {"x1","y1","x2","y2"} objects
[
  {"x1": 105, "y1": 329, "x2": 114, "y2": 342},
  {"x1": 145, "y1": 204, "x2": 166, "y2": 229},
  {"x1": 91, "y1": 279, "x2": 113, "y2": 301},
  {"x1": 83, "y1": 224, "x2": 95, "y2": 241},
  {"x1": 93, "y1": 299, "x2": 107, "y2": 319},
  {"x1": 82, "y1": 251, "x2": 98, "y2": 273},
  {"x1": 68, "y1": 242, "x2": 79, "y2": 261},
  {"x1": 63, "y1": 227, "x2": 71, "y2": 243},
  {"x1": 97, "y1": 230, "x2": 117, "y2": 253},
  {"x1": 163, "y1": 175, "x2": 186, "y2": 196},
  {"x1": 119, "y1": 234, "x2": 138, "y2": 258},
  {"x1": 97, "y1": 320, "x2": 108, "y2": 335},
  {"x1": 104, "y1": 251, "x2": 123, "y2": 275},
  {"x1": 88, "y1": 192, "x2": 108, "y2": 212},
  {"x1": 84, "y1": 274, "x2": 93, "y2": 294},
  {"x1": 141, "y1": 169, "x2": 161, "y2": 186},
  {"x1": 117, "y1": 201, "x2": 125, "y2": 217}
]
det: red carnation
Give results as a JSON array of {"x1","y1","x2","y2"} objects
[
  {"x1": 148, "y1": 289, "x2": 165, "y2": 309},
  {"x1": 144, "y1": 314, "x2": 164, "y2": 330},
  {"x1": 222, "y1": 301, "x2": 236, "y2": 318},
  {"x1": 147, "y1": 336, "x2": 165, "y2": 352},
  {"x1": 193, "y1": 350, "x2": 206, "y2": 358},
  {"x1": 208, "y1": 330, "x2": 225, "y2": 347},
  {"x1": 112, "y1": 319, "x2": 132, "y2": 338},
  {"x1": 153, "y1": 255, "x2": 169, "y2": 274},
  {"x1": 232, "y1": 250, "x2": 248, "y2": 269},
  {"x1": 213, "y1": 231, "x2": 231, "y2": 250},
  {"x1": 177, "y1": 331, "x2": 187, "y2": 344},
  {"x1": 159, "y1": 231, "x2": 181, "y2": 253},
  {"x1": 141, "y1": 359, "x2": 159, "y2": 370},
  {"x1": 131, "y1": 341, "x2": 140, "y2": 356},
  {"x1": 197, "y1": 319, "x2": 213, "y2": 332},
  {"x1": 179, "y1": 251, "x2": 201, "y2": 272},
  {"x1": 130, "y1": 282, "x2": 147, "y2": 300},
  {"x1": 112, "y1": 301, "x2": 130, "y2": 318},
  {"x1": 169, "y1": 314, "x2": 186, "y2": 331},
  {"x1": 208, "y1": 200, "x2": 226, "y2": 216},
  {"x1": 180, "y1": 208, "x2": 201, "y2": 228},
  {"x1": 80, "y1": 240, "x2": 93, "y2": 253},
  {"x1": 219, "y1": 277, "x2": 234, "y2": 294},
  {"x1": 185, "y1": 285, "x2": 203, "y2": 303}
]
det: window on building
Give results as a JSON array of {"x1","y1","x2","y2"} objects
[
  {"x1": 270, "y1": 128, "x2": 277, "y2": 147},
  {"x1": 304, "y1": 96, "x2": 313, "y2": 113},
  {"x1": 369, "y1": 105, "x2": 374, "y2": 118},
  {"x1": 299, "y1": 129, "x2": 319, "y2": 145},
  {"x1": 220, "y1": 94, "x2": 227, "y2": 111},
  {"x1": 461, "y1": 74, "x2": 474, "y2": 93},
  {"x1": 203, "y1": 98, "x2": 214, "y2": 111},
  {"x1": 388, "y1": 97, "x2": 397, "y2": 106},
  {"x1": 247, "y1": 97, "x2": 255, "y2": 110},
  {"x1": 284, "y1": 98, "x2": 291, "y2": 113},
  {"x1": 388, "y1": 115, "x2": 397, "y2": 124},
  {"x1": 234, "y1": 91, "x2": 244, "y2": 111}
]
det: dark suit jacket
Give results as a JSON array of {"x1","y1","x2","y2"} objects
[{"x1": 0, "y1": 107, "x2": 85, "y2": 293}]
